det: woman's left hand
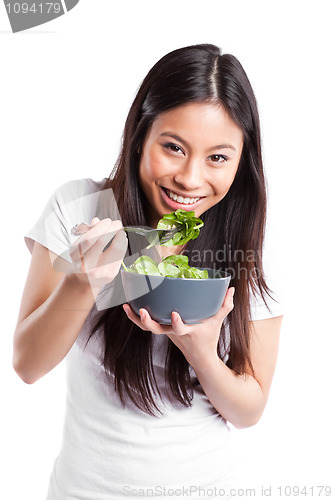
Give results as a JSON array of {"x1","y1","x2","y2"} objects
[{"x1": 123, "y1": 287, "x2": 235, "y2": 367}]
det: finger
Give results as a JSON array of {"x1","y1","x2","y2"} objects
[
  {"x1": 70, "y1": 219, "x2": 121, "y2": 263},
  {"x1": 214, "y1": 287, "x2": 235, "y2": 321},
  {"x1": 79, "y1": 230, "x2": 127, "y2": 283},
  {"x1": 83, "y1": 228, "x2": 126, "y2": 267},
  {"x1": 91, "y1": 217, "x2": 100, "y2": 225},
  {"x1": 122, "y1": 304, "x2": 149, "y2": 331},
  {"x1": 227, "y1": 286, "x2": 235, "y2": 304},
  {"x1": 98, "y1": 229, "x2": 128, "y2": 267},
  {"x1": 170, "y1": 311, "x2": 188, "y2": 335},
  {"x1": 138, "y1": 308, "x2": 169, "y2": 335},
  {"x1": 123, "y1": 305, "x2": 169, "y2": 335},
  {"x1": 76, "y1": 237, "x2": 110, "y2": 271},
  {"x1": 70, "y1": 218, "x2": 111, "y2": 261},
  {"x1": 78, "y1": 242, "x2": 85, "y2": 271}
]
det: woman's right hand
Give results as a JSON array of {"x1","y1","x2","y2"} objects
[{"x1": 69, "y1": 217, "x2": 128, "y2": 290}]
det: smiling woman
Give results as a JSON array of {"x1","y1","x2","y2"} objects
[
  {"x1": 13, "y1": 44, "x2": 283, "y2": 500},
  {"x1": 138, "y1": 102, "x2": 244, "y2": 228}
]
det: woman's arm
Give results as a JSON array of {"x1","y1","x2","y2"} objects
[
  {"x1": 190, "y1": 316, "x2": 282, "y2": 428},
  {"x1": 123, "y1": 291, "x2": 282, "y2": 428},
  {"x1": 13, "y1": 243, "x2": 97, "y2": 384},
  {"x1": 13, "y1": 218, "x2": 127, "y2": 384}
]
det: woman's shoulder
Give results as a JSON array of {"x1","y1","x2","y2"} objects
[
  {"x1": 52, "y1": 177, "x2": 108, "y2": 202},
  {"x1": 249, "y1": 224, "x2": 285, "y2": 321},
  {"x1": 249, "y1": 287, "x2": 284, "y2": 321},
  {"x1": 24, "y1": 178, "x2": 108, "y2": 251},
  {"x1": 46, "y1": 176, "x2": 121, "y2": 225}
]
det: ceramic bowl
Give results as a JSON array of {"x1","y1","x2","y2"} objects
[{"x1": 121, "y1": 268, "x2": 231, "y2": 324}]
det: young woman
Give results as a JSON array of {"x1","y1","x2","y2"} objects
[{"x1": 13, "y1": 44, "x2": 283, "y2": 499}]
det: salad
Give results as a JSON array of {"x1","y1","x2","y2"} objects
[
  {"x1": 122, "y1": 209, "x2": 208, "y2": 279},
  {"x1": 154, "y1": 209, "x2": 203, "y2": 246}
]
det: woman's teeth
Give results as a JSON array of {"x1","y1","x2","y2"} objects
[{"x1": 166, "y1": 189, "x2": 201, "y2": 205}]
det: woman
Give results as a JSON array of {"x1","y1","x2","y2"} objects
[{"x1": 13, "y1": 44, "x2": 283, "y2": 499}]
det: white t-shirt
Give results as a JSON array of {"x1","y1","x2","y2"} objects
[{"x1": 25, "y1": 178, "x2": 283, "y2": 500}]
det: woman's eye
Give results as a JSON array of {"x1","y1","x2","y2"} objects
[
  {"x1": 209, "y1": 154, "x2": 228, "y2": 163},
  {"x1": 163, "y1": 143, "x2": 184, "y2": 154}
]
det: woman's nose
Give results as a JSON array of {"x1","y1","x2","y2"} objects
[{"x1": 174, "y1": 158, "x2": 203, "y2": 191}]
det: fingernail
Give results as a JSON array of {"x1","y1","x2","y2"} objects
[
  {"x1": 139, "y1": 309, "x2": 146, "y2": 320},
  {"x1": 231, "y1": 287, "x2": 235, "y2": 297}
]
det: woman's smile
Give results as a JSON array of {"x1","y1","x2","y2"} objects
[
  {"x1": 160, "y1": 186, "x2": 205, "y2": 210},
  {"x1": 138, "y1": 101, "x2": 244, "y2": 228}
]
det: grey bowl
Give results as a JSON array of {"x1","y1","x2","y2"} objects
[{"x1": 121, "y1": 268, "x2": 231, "y2": 324}]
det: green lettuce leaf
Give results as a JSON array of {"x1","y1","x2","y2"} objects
[
  {"x1": 122, "y1": 211, "x2": 207, "y2": 279},
  {"x1": 157, "y1": 209, "x2": 204, "y2": 246}
]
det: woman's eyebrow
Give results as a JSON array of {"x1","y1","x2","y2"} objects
[{"x1": 159, "y1": 132, "x2": 236, "y2": 152}]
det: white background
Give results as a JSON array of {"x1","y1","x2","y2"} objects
[{"x1": 1, "y1": 1, "x2": 332, "y2": 499}]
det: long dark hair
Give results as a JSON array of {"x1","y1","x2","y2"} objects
[{"x1": 89, "y1": 44, "x2": 272, "y2": 416}]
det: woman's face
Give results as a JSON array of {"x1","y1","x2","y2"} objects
[{"x1": 138, "y1": 101, "x2": 244, "y2": 227}]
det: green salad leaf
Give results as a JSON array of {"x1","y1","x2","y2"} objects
[
  {"x1": 156, "y1": 209, "x2": 204, "y2": 247},
  {"x1": 124, "y1": 253, "x2": 209, "y2": 279},
  {"x1": 121, "y1": 210, "x2": 208, "y2": 279},
  {"x1": 132, "y1": 256, "x2": 160, "y2": 275}
]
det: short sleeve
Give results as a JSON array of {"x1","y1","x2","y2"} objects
[
  {"x1": 24, "y1": 178, "x2": 114, "y2": 262},
  {"x1": 249, "y1": 224, "x2": 285, "y2": 321},
  {"x1": 249, "y1": 289, "x2": 284, "y2": 321},
  {"x1": 23, "y1": 178, "x2": 129, "y2": 310}
]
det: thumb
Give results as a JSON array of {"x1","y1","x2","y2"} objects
[{"x1": 215, "y1": 287, "x2": 235, "y2": 321}]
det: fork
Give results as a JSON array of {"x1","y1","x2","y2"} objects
[{"x1": 70, "y1": 222, "x2": 179, "y2": 247}]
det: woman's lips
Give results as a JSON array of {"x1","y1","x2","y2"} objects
[{"x1": 160, "y1": 186, "x2": 205, "y2": 210}]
